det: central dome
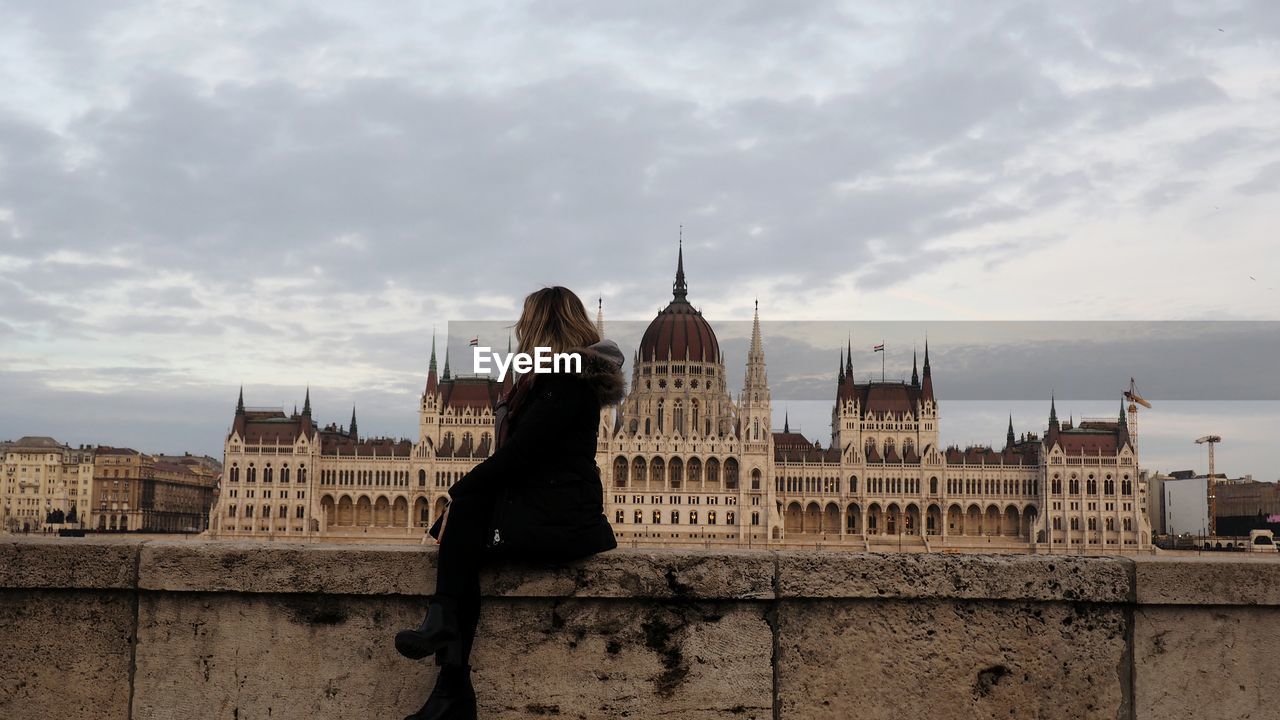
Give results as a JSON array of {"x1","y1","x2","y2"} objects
[{"x1": 638, "y1": 245, "x2": 721, "y2": 363}]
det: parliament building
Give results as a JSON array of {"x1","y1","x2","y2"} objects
[{"x1": 211, "y1": 250, "x2": 1152, "y2": 553}]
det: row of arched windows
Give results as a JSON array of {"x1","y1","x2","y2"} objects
[
  {"x1": 228, "y1": 463, "x2": 306, "y2": 484},
  {"x1": 1049, "y1": 472, "x2": 1132, "y2": 495},
  {"x1": 611, "y1": 456, "x2": 742, "y2": 490},
  {"x1": 318, "y1": 469, "x2": 408, "y2": 487}
]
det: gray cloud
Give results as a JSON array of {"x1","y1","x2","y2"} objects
[{"x1": 2, "y1": 0, "x2": 1280, "y2": 472}]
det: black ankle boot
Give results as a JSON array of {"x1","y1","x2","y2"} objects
[
  {"x1": 404, "y1": 664, "x2": 476, "y2": 720},
  {"x1": 395, "y1": 597, "x2": 460, "y2": 661}
]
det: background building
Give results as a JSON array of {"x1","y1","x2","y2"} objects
[
  {"x1": 212, "y1": 249, "x2": 1152, "y2": 552},
  {"x1": 1, "y1": 436, "x2": 94, "y2": 532}
]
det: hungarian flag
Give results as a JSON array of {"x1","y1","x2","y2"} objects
[
  {"x1": 873, "y1": 344, "x2": 884, "y2": 352},
  {"x1": 468, "y1": 336, "x2": 479, "y2": 347}
]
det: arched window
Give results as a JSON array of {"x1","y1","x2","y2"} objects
[
  {"x1": 230, "y1": 464, "x2": 240, "y2": 483},
  {"x1": 298, "y1": 465, "x2": 306, "y2": 484},
  {"x1": 706, "y1": 457, "x2": 720, "y2": 484},
  {"x1": 669, "y1": 457, "x2": 683, "y2": 488},
  {"x1": 688, "y1": 457, "x2": 702, "y2": 484},
  {"x1": 650, "y1": 457, "x2": 665, "y2": 486},
  {"x1": 929, "y1": 476, "x2": 938, "y2": 494},
  {"x1": 656, "y1": 400, "x2": 665, "y2": 433},
  {"x1": 264, "y1": 465, "x2": 273, "y2": 483},
  {"x1": 849, "y1": 475, "x2": 858, "y2": 493},
  {"x1": 280, "y1": 465, "x2": 290, "y2": 483},
  {"x1": 724, "y1": 458, "x2": 739, "y2": 490},
  {"x1": 418, "y1": 469, "x2": 427, "y2": 487},
  {"x1": 247, "y1": 464, "x2": 256, "y2": 483},
  {"x1": 613, "y1": 457, "x2": 629, "y2": 488},
  {"x1": 692, "y1": 400, "x2": 700, "y2": 435},
  {"x1": 751, "y1": 468, "x2": 762, "y2": 491},
  {"x1": 673, "y1": 400, "x2": 684, "y2": 436}
]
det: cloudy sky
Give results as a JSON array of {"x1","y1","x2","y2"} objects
[{"x1": 1, "y1": 1, "x2": 1278, "y2": 477}]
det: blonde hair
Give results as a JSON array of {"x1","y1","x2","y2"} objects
[{"x1": 514, "y1": 286, "x2": 600, "y2": 356}]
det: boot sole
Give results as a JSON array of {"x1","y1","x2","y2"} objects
[{"x1": 394, "y1": 629, "x2": 458, "y2": 660}]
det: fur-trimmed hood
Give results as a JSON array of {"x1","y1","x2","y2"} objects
[{"x1": 569, "y1": 339, "x2": 627, "y2": 406}]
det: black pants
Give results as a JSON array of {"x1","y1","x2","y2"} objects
[{"x1": 433, "y1": 490, "x2": 497, "y2": 664}]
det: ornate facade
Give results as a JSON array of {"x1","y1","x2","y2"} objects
[{"x1": 212, "y1": 249, "x2": 1152, "y2": 552}]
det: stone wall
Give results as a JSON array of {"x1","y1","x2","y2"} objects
[{"x1": 2, "y1": 537, "x2": 1278, "y2": 719}]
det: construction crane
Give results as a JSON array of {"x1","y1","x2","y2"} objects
[
  {"x1": 1195, "y1": 435, "x2": 1222, "y2": 537},
  {"x1": 1123, "y1": 378, "x2": 1151, "y2": 454}
]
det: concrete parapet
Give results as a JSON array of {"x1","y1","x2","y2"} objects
[{"x1": 1, "y1": 537, "x2": 1276, "y2": 719}]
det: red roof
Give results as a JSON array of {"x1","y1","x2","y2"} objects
[
  {"x1": 441, "y1": 377, "x2": 501, "y2": 411},
  {"x1": 320, "y1": 433, "x2": 413, "y2": 457},
  {"x1": 838, "y1": 380, "x2": 925, "y2": 418},
  {"x1": 639, "y1": 299, "x2": 720, "y2": 363}
]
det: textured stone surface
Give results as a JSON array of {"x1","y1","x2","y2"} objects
[
  {"x1": 8, "y1": 538, "x2": 1280, "y2": 720},
  {"x1": 131, "y1": 592, "x2": 436, "y2": 720},
  {"x1": 0, "y1": 538, "x2": 138, "y2": 589},
  {"x1": 483, "y1": 548, "x2": 775, "y2": 600},
  {"x1": 1133, "y1": 556, "x2": 1280, "y2": 605},
  {"x1": 473, "y1": 599, "x2": 773, "y2": 719},
  {"x1": 777, "y1": 550, "x2": 1133, "y2": 602},
  {"x1": 0, "y1": 589, "x2": 135, "y2": 720},
  {"x1": 777, "y1": 598, "x2": 1130, "y2": 719},
  {"x1": 140, "y1": 542, "x2": 775, "y2": 600},
  {"x1": 1134, "y1": 606, "x2": 1280, "y2": 720},
  {"x1": 139, "y1": 540, "x2": 435, "y2": 595}
]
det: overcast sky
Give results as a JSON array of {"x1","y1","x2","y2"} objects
[{"x1": 1, "y1": 1, "x2": 1278, "y2": 478}]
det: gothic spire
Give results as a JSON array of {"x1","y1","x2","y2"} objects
[
  {"x1": 838, "y1": 348, "x2": 845, "y2": 383},
  {"x1": 426, "y1": 334, "x2": 439, "y2": 394},
  {"x1": 236, "y1": 385, "x2": 245, "y2": 415},
  {"x1": 911, "y1": 349, "x2": 919, "y2": 387},
  {"x1": 350, "y1": 406, "x2": 358, "y2": 440},
  {"x1": 302, "y1": 386, "x2": 311, "y2": 416},
  {"x1": 845, "y1": 336, "x2": 853, "y2": 379},
  {"x1": 921, "y1": 339, "x2": 934, "y2": 400},
  {"x1": 749, "y1": 299, "x2": 763, "y2": 358},
  {"x1": 443, "y1": 347, "x2": 451, "y2": 380},
  {"x1": 672, "y1": 230, "x2": 688, "y2": 302},
  {"x1": 1007, "y1": 414, "x2": 1015, "y2": 449},
  {"x1": 783, "y1": 410, "x2": 790, "y2": 434}
]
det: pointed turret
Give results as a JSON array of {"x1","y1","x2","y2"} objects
[
  {"x1": 1006, "y1": 415, "x2": 1015, "y2": 449},
  {"x1": 350, "y1": 406, "x2": 358, "y2": 440},
  {"x1": 236, "y1": 386, "x2": 245, "y2": 415},
  {"x1": 783, "y1": 410, "x2": 790, "y2": 434},
  {"x1": 1118, "y1": 400, "x2": 1130, "y2": 448},
  {"x1": 911, "y1": 350, "x2": 919, "y2": 388},
  {"x1": 838, "y1": 348, "x2": 845, "y2": 383},
  {"x1": 921, "y1": 340, "x2": 934, "y2": 400},
  {"x1": 1046, "y1": 394, "x2": 1060, "y2": 446},
  {"x1": 672, "y1": 234, "x2": 688, "y2": 302},
  {"x1": 442, "y1": 347, "x2": 451, "y2": 380},
  {"x1": 302, "y1": 387, "x2": 312, "y2": 416},
  {"x1": 845, "y1": 337, "x2": 853, "y2": 378},
  {"x1": 426, "y1": 334, "x2": 439, "y2": 394},
  {"x1": 742, "y1": 299, "x2": 771, "y2": 438}
]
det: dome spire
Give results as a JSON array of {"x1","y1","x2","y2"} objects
[{"x1": 673, "y1": 226, "x2": 688, "y2": 301}]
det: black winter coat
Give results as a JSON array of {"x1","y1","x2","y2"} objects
[{"x1": 446, "y1": 340, "x2": 624, "y2": 563}]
